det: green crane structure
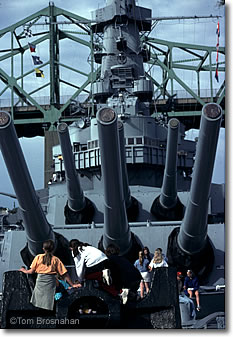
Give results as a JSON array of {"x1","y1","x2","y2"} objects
[
  {"x1": 0, "y1": 3, "x2": 225, "y2": 132},
  {"x1": 0, "y1": 3, "x2": 225, "y2": 183}
]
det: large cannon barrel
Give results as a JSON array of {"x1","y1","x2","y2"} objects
[
  {"x1": 57, "y1": 123, "x2": 86, "y2": 212},
  {"x1": 118, "y1": 121, "x2": 131, "y2": 209},
  {"x1": 150, "y1": 118, "x2": 184, "y2": 220},
  {"x1": 57, "y1": 123, "x2": 95, "y2": 224},
  {"x1": 118, "y1": 121, "x2": 139, "y2": 221},
  {"x1": 160, "y1": 118, "x2": 179, "y2": 209},
  {"x1": 177, "y1": 103, "x2": 222, "y2": 254},
  {"x1": 167, "y1": 103, "x2": 222, "y2": 276},
  {"x1": 0, "y1": 111, "x2": 55, "y2": 256},
  {"x1": 97, "y1": 108, "x2": 132, "y2": 255}
]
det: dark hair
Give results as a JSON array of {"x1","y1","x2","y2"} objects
[
  {"x1": 143, "y1": 246, "x2": 151, "y2": 255},
  {"x1": 69, "y1": 239, "x2": 90, "y2": 257},
  {"x1": 42, "y1": 239, "x2": 55, "y2": 266},
  {"x1": 105, "y1": 244, "x2": 120, "y2": 257}
]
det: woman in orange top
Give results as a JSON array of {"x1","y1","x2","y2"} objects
[{"x1": 20, "y1": 239, "x2": 81, "y2": 311}]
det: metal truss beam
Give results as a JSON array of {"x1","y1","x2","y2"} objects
[
  {"x1": 0, "y1": 5, "x2": 225, "y2": 134},
  {"x1": 144, "y1": 36, "x2": 225, "y2": 105}
]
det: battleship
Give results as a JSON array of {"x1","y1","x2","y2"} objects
[{"x1": 0, "y1": 0, "x2": 225, "y2": 329}]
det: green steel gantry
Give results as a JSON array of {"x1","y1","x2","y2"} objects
[{"x1": 0, "y1": 3, "x2": 225, "y2": 135}]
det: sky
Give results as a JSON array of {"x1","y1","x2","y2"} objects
[{"x1": 0, "y1": 0, "x2": 227, "y2": 208}]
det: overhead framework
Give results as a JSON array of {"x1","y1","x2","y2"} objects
[
  {"x1": 0, "y1": 3, "x2": 225, "y2": 136},
  {"x1": 144, "y1": 37, "x2": 225, "y2": 104},
  {"x1": 0, "y1": 3, "x2": 95, "y2": 136}
]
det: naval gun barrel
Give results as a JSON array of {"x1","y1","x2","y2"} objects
[
  {"x1": 160, "y1": 118, "x2": 179, "y2": 209},
  {"x1": 96, "y1": 108, "x2": 132, "y2": 255},
  {"x1": 57, "y1": 123, "x2": 94, "y2": 224},
  {"x1": 151, "y1": 118, "x2": 184, "y2": 220},
  {"x1": 118, "y1": 121, "x2": 139, "y2": 221},
  {"x1": 178, "y1": 103, "x2": 222, "y2": 254},
  {"x1": 118, "y1": 121, "x2": 131, "y2": 209},
  {"x1": 0, "y1": 111, "x2": 55, "y2": 256},
  {"x1": 57, "y1": 123, "x2": 85, "y2": 211},
  {"x1": 167, "y1": 103, "x2": 222, "y2": 276}
]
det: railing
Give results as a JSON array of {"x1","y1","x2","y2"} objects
[
  {"x1": 155, "y1": 88, "x2": 220, "y2": 101},
  {"x1": 0, "y1": 94, "x2": 88, "y2": 107},
  {"x1": 0, "y1": 89, "x2": 221, "y2": 108},
  {"x1": 52, "y1": 220, "x2": 182, "y2": 230}
]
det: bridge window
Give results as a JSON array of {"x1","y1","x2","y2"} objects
[{"x1": 128, "y1": 138, "x2": 134, "y2": 145}]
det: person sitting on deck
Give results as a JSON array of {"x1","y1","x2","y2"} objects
[
  {"x1": 177, "y1": 271, "x2": 196, "y2": 320},
  {"x1": 184, "y1": 269, "x2": 201, "y2": 312}
]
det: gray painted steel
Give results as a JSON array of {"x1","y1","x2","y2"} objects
[
  {"x1": 0, "y1": 111, "x2": 55, "y2": 256},
  {"x1": 0, "y1": 0, "x2": 225, "y2": 326},
  {"x1": 178, "y1": 103, "x2": 223, "y2": 254},
  {"x1": 57, "y1": 122, "x2": 86, "y2": 212},
  {"x1": 97, "y1": 108, "x2": 131, "y2": 254},
  {"x1": 118, "y1": 120, "x2": 132, "y2": 208},
  {"x1": 160, "y1": 118, "x2": 180, "y2": 209}
]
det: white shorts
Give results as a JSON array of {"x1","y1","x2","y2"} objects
[{"x1": 141, "y1": 271, "x2": 151, "y2": 283}]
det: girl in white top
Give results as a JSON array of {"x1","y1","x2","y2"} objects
[
  {"x1": 69, "y1": 239, "x2": 109, "y2": 282},
  {"x1": 149, "y1": 250, "x2": 168, "y2": 270}
]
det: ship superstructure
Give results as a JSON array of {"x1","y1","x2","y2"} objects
[{"x1": 0, "y1": 0, "x2": 225, "y2": 329}]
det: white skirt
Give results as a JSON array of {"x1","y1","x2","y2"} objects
[{"x1": 140, "y1": 271, "x2": 151, "y2": 283}]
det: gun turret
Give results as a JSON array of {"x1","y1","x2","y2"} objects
[
  {"x1": 150, "y1": 118, "x2": 184, "y2": 220},
  {"x1": 96, "y1": 108, "x2": 141, "y2": 259},
  {"x1": 0, "y1": 111, "x2": 55, "y2": 256},
  {"x1": 167, "y1": 103, "x2": 222, "y2": 277},
  {"x1": 118, "y1": 120, "x2": 139, "y2": 221},
  {"x1": 57, "y1": 123, "x2": 95, "y2": 224}
]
